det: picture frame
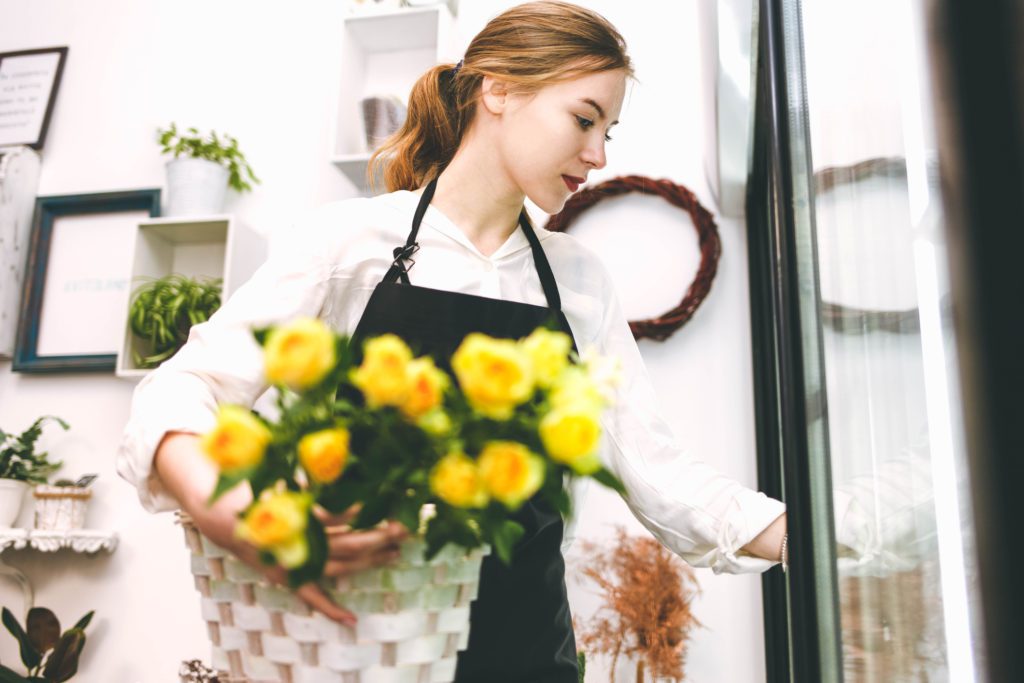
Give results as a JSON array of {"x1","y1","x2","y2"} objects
[
  {"x1": 13, "y1": 189, "x2": 161, "y2": 373},
  {"x1": 0, "y1": 47, "x2": 69, "y2": 150}
]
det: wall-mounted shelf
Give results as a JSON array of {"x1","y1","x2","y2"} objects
[
  {"x1": 115, "y1": 214, "x2": 266, "y2": 379},
  {"x1": 0, "y1": 528, "x2": 119, "y2": 615},
  {"x1": 331, "y1": 4, "x2": 459, "y2": 195}
]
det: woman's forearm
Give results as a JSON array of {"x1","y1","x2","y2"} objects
[{"x1": 742, "y1": 512, "x2": 787, "y2": 562}]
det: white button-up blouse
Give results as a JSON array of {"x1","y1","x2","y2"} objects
[{"x1": 116, "y1": 189, "x2": 787, "y2": 574}]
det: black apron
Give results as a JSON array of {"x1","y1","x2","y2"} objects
[{"x1": 348, "y1": 177, "x2": 579, "y2": 682}]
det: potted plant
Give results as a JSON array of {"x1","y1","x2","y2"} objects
[
  {"x1": 157, "y1": 122, "x2": 260, "y2": 216},
  {"x1": 576, "y1": 528, "x2": 703, "y2": 683},
  {"x1": 33, "y1": 475, "x2": 98, "y2": 532},
  {"x1": 0, "y1": 417, "x2": 67, "y2": 528},
  {"x1": 127, "y1": 273, "x2": 223, "y2": 369},
  {"x1": 1, "y1": 606, "x2": 94, "y2": 682}
]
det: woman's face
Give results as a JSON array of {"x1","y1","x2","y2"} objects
[{"x1": 492, "y1": 68, "x2": 627, "y2": 214}]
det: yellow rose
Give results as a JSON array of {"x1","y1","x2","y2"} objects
[
  {"x1": 235, "y1": 489, "x2": 312, "y2": 569},
  {"x1": 429, "y1": 452, "x2": 489, "y2": 508},
  {"x1": 264, "y1": 317, "x2": 336, "y2": 390},
  {"x1": 549, "y1": 365, "x2": 605, "y2": 413},
  {"x1": 400, "y1": 357, "x2": 449, "y2": 419},
  {"x1": 298, "y1": 427, "x2": 350, "y2": 484},
  {"x1": 452, "y1": 334, "x2": 533, "y2": 420},
  {"x1": 350, "y1": 334, "x2": 413, "y2": 407},
  {"x1": 417, "y1": 409, "x2": 452, "y2": 436},
  {"x1": 201, "y1": 404, "x2": 271, "y2": 472},
  {"x1": 521, "y1": 328, "x2": 572, "y2": 388},
  {"x1": 539, "y1": 405, "x2": 603, "y2": 475},
  {"x1": 477, "y1": 441, "x2": 545, "y2": 509}
]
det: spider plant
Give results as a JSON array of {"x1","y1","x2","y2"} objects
[{"x1": 128, "y1": 273, "x2": 222, "y2": 368}]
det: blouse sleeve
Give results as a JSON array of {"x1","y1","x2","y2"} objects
[
  {"x1": 115, "y1": 205, "x2": 349, "y2": 513},
  {"x1": 586, "y1": 256, "x2": 787, "y2": 574}
]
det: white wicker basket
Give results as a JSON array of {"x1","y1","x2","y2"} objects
[
  {"x1": 177, "y1": 512, "x2": 487, "y2": 683},
  {"x1": 33, "y1": 485, "x2": 90, "y2": 530}
]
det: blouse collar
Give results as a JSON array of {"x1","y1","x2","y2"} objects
[{"x1": 385, "y1": 190, "x2": 538, "y2": 261}]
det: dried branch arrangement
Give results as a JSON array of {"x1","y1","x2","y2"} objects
[{"x1": 576, "y1": 528, "x2": 702, "y2": 682}]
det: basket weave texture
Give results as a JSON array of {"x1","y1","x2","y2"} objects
[
  {"x1": 178, "y1": 513, "x2": 487, "y2": 683},
  {"x1": 33, "y1": 486, "x2": 90, "y2": 530}
]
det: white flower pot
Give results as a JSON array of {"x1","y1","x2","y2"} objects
[
  {"x1": 178, "y1": 512, "x2": 488, "y2": 683},
  {"x1": 33, "y1": 485, "x2": 91, "y2": 530},
  {"x1": 165, "y1": 157, "x2": 230, "y2": 216},
  {"x1": 0, "y1": 479, "x2": 28, "y2": 528}
]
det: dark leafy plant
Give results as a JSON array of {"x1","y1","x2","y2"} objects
[
  {"x1": 128, "y1": 273, "x2": 222, "y2": 368},
  {"x1": 157, "y1": 122, "x2": 260, "y2": 193},
  {"x1": 0, "y1": 607, "x2": 94, "y2": 682},
  {"x1": 0, "y1": 417, "x2": 67, "y2": 484}
]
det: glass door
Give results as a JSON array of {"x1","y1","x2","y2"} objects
[{"x1": 746, "y1": 0, "x2": 998, "y2": 680}]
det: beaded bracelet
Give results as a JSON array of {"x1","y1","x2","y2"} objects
[{"x1": 779, "y1": 532, "x2": 789, "y2": 573}]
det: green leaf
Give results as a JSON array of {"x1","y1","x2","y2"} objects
[
  {"x1": 252, "y1": 327, "x2": 270, "y2": 347},
  {"x1": 0, "y1": 663, "x2": 28, "y2": 682},
  {"x1": 69, "y1": 612, "x2": 93, "y2": 633},
  {"x1": 285, "y1": 514, "x2": 327, "y2": 590},
  {"x1": 206, "y1": 470, "x2": 249, "y2": 505},
  {"x1": 549, "y1": 486, "x2": 572, "y2": 517},
  {"x1": 492, "y1": 520, "x2": 524, "y2": 566},
  {"x1": 25, "y1": 609, "x2": 59, "y2": 654},
  {"x1": 591, "y1": 467, "x2": 626, "y2": 495},
  {"x1": 41, "y1": 629, "x2": 84, "y2": 682},
  {"x1": 1, "y1": 608, "x2": 41, "y2": 671}
]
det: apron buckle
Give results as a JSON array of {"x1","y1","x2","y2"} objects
[{"x1": 391, "y1": 242, "x2": 420, "y2": 273}]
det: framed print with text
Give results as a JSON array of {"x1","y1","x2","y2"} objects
[
  {"x1": 13, "y1": 189, "x2": 161, "y2": 373},
  {"x1": 0, "y1": 47, "x2": 69, "y2": 150}
]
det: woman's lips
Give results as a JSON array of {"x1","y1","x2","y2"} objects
[{"x1": 562, "y1": 175, "x2": 582, "y2": 192}]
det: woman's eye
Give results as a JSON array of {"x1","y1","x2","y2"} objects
[{"x1": 575, "y1": 115, "x2": 613, "y2": 142}]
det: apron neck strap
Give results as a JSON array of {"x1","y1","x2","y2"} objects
[{"x1": 383, "y1": 176, "x2": 563, "y2": 313}]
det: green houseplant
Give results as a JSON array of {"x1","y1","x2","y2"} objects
[
  {"x1": 127, "y1": 273, "x2": 222, "y2": 369},
  {"x1": 0, "y1": 417, "x2": 67, "y2": 527},
  {"x1": 1, "y1": 607, "x2": 94, "y2": 682},
  {"x1": 157, "y1": 123, "x2": 260, "y2": 215}
]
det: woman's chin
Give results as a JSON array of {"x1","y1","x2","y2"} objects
[{"x1": 529, "y1": 192, "x2": 567, "y2": 216}]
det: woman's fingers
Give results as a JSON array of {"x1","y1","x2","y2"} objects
[
  {"x1": 326, "y1": 521, "x2": 408, "y2": 558},
  {"x1": 294, "y1": 582, "x2": 357, "y2": 626},
  {"x1": 323, "y1": 545, "x2": 403, "y2": 577},
  {"x1": 313, "y1": 503, "x2": 363, "y2": 529}
]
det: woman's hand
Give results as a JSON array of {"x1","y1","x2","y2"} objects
[{"x1": 154, "y1": 430, "x2": 409, "y2": 625}]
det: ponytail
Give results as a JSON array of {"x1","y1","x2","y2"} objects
[{"x1": 367, "y1": 63, "x2": 472, "y2": 193}]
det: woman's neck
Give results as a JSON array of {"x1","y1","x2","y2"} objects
[{"x1": 424, "y1": 134, "x2": 525, "y2": 257}]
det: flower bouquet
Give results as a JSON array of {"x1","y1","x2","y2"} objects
[{"x1": 183, "y1": 317, "x2": 624, "y2": 682}]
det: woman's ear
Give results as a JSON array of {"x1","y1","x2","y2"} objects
[{"x1": 480, "y1": 76, "x2": 510, "y2": 115}]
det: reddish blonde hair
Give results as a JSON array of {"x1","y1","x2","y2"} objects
[{"x1": 367, "y1": 1, "x2": 634, "y2": 193}]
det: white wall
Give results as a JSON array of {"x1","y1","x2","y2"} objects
[{"x1": 0, "y1": 1, "x2": 769, "y2": 681}]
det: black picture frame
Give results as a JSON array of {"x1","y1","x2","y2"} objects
[
  {"x1": 0, "y1": 47, "x2": 69, "y2": 150},
  {"x1": 13, "y1": 189, "x2": 162, "y2": 373}
]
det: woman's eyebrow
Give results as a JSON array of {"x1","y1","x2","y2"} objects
[{"x1": 579, "y1": 98, "x2": 619, "y2": 126}]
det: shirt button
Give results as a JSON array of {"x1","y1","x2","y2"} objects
[{"x1": 483, "y1": 261, "x2": 496, "y2": 273}]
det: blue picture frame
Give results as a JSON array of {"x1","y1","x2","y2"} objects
[{"x1": 13, "y1": 189, "x2": 161, "y2": 373}]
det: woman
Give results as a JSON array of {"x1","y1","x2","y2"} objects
[{"x1": 117, "y1": 2, "x2": 787, "y2": 681}]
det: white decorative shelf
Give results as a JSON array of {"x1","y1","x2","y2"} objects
[
  {"x1": 0, "y1": 528, "x2": 119, "y2": 554},
  {"x1": 331, "y1": 3, "x2": 459, "y2": 195},
  {"x1": 0, "y1": 528, "x2": 118, "y2": 615}
]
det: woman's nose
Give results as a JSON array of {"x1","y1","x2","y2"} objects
[{"x1": 581, "y1": 140, "x2": 607, "y2": 170}]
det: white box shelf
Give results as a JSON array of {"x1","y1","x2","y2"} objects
[
  {"x1": 116, "y1": 214, "x2": 266, "y2": 379},
  {"x1": 331, "y1": 4, "x2": 459, "y2": 194}
]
